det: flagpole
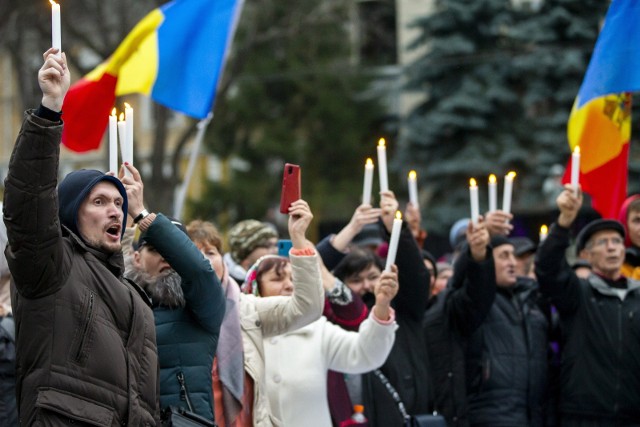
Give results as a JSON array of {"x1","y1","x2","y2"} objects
[
  {"x1": 173, "y1": 113, "x2": 213, "y2": 218},
  {"x1": 171, "y1": 0, "x2": 244, "y2": 219}
]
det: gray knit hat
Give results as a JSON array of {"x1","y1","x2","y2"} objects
[{"x1": 228, "y1": 220, "x2": 278, "y2": 263}]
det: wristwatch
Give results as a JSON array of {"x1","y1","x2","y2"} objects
[{"x1": 133, "y1": 209, "x2": 150, "y2": 224}]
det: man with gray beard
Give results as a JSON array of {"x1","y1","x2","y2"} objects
[{"x1": 121, "y1": 184, "x2": 225, "y2": 423}]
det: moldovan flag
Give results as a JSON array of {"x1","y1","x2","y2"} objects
[
  {"x1": 61, "y1": 0, "x2": 243, "y2": 152},
  {"x1": 564, "y1": 0, "x2": 640, "y2": 219}
]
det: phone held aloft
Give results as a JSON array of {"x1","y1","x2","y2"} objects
[{"x1": 279, "y1": 163, "x2": 301, "y2": 214}]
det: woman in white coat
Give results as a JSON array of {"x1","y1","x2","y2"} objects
[{"x1": 242, "y1": 253, "x2": 399, "y2": 427}]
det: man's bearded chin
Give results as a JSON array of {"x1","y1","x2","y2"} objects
[{"x1": 125, "y1": 259, "x2": 184, "y2": 308}]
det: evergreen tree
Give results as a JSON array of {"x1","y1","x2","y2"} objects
[
  {"x1": 402, "y1": 0, "x2": 609, "y2": 232},
  {"x1": 189, "y1": 0, "x2": 385, "y2": 235}
]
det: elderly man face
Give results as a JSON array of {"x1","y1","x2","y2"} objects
[
  {"x1": 493, "y1": 244, "x2": 517, "y2": 288},
  {"x1": 585, "y1": 230, "x2": 625, "y2": 280}
]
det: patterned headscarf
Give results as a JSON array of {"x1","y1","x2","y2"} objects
[{"x1": 241, "y1": 254, "x2": 285, "y2": 297}]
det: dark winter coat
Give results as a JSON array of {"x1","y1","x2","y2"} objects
[
  {"x1": 535, "y1": 223, "x2": 640, "y2": 425},
  {"x1": 464, "y1": 277, "x2": 548, "y2": 427},
  {"x1": 362, "y1": 223, "x2": 431, "y2": 427},
  {"x1": 423, "y1": 245, "x2": 496, "y2": 427},
  {"x1": 130, "y1": 214, "x2": 225, "y2": 421},
  {"x1": 4, "y1": 111, "x2": 159, "y2": 426},
  {"x1": 426, "y1": 246, "x2": 548, "y2": 427}
]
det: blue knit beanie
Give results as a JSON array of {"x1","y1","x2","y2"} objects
[{"x1": 58, "y1": 170, "x2": 128, "y2": 240}]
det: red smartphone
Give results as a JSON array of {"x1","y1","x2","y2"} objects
[{"x1": 279, "y1": 163, "x2": 301, "y2": 214}]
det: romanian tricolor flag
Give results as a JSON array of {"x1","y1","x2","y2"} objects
[
  {"x1": 564, "y1": 0, "x2": 640, "y2": 219},
  {"x1": 61, "y1": 0, "x2": 243, "y2": 152}
]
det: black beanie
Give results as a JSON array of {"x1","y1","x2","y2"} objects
[
  {"x1": 490, "y1": 235, "x2": 512, "y2": 250},
  {"x1": 58, "y1": 170, "x2": 128, "y2": 240}
]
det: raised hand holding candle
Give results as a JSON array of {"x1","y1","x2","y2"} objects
[
  {"x1": 385, "y1": 211, "x2": 402, "y2": 272},
  {"x1": 109, "y1": 108, "x2": 118, "y2": 173},
  {"x1": 408, "y1": 170, "x2": 418, "y2": 206},
  {"x1": 377, "y1": 138, "x2": 389, "y2": 192},
  {"x1": 502, "y1": 171, "x2": 516, "y2": 214},
  {"x1": 50, "y1": 0, "x2": 61, "y2": 55},
  {"x1": 488, "y1": 174, "x2": 497, "y2": 212},
  {"x1": 571, "y1": 146, "x2": 580, "y2": 195},
  {"x1": 539, "y1": 224, "x2": 548, "y2": 242},
  {"x1": 362, "y1": 158, "x2": 374, "y2": 205}
]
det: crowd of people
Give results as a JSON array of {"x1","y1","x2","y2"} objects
[{"x1": 1, "y1": 49, "x2": 639, "y2": 427}]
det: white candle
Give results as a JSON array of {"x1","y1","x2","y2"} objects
[
  {"x1": 362, "y1": 158, "x2": 374, "y2": 205},
  {"x1": 539, "y1": 224, "x2": 548, "y2": 242},
  {"x1": 488, "y1": 174, "x2": 497, "y2": 213},
  {"x1": 469, "y1": 178, "x2": 480, "y2": 225},
  {"x1": 502, "y1": 171, "x2": 516, "y2": 214},
  {"x1": 571, "y1": 146, "x2": 580, "y2": 195},
  {"x1": 50, "y1": 0, "x2": 61, "y2": 55},
  {"x1": 377, "y1": 138, "x2": 389, "y2": 193},
  {"x1": 117, "y1": 113, "x2": 127, "y2": 171},
  {"x1": 408, "y1": 170, "x2": 418, "y2": 206},
  {"x1": 109, "y1": 108, "x2": 118, "y2": 173},
  {"x1": 124, "y1": 103, "x2": 134, "y2": 159},
  {"x1": 124, "y1": 103, "x2": 134, "y2": 177},
  {"x1": 385, "y1": 211, "x2": 402, "y2": 272}
]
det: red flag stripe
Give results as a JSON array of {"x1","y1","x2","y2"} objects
[{"x1": 61, "y1": 73, "x2": 117, "y2": 153}]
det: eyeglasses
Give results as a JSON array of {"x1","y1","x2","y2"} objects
[{"x1": 589, "y1": 236, "x2": 624, "y2": 248}]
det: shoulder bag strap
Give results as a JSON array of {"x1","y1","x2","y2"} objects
[{"x1": 372, "y1": 369, "x2": 412, "y2": 424}]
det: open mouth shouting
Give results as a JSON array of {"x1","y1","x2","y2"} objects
[{"x1": 105, "y1": 222, "x2": 122, "y2": 240}]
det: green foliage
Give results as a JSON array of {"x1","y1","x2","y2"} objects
[
  {"x1": 189, "y1": 1, "x2": 385, "y2": 232},
  {"x1": 402, "y1": 0, "x2": 609, "y2": 231}
]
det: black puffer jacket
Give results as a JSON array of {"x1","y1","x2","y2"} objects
[
  {"x1": 430, "y1": 246, "x2": 548, "y2": 427},
  {"x1": 3, "y1": 112, "x2": 159, "y2": 426},
  {"x1": 465, "y1": 278, "x2": 548, "y2": 427}
]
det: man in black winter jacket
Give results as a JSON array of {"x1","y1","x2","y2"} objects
[
  {"x1": 426, "y1": 218, "x2": 548, "y2": 427},
  {"x1": 535, "y1": 185, "x2": 640, "y2": 426}
]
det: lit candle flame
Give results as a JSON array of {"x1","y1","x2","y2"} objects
[
  {"x1": 378, "y1": 138, "x2": 386, "y2": 147},
  {"x1": 119, "y1": 113, "x2": 125, "y2": 121},
  {"x1": 470, "y1": 178, "x2": 477, "y2": 187},
  {"x1": 507, "y1": 171, "x2": 517, "y2": 179},
  {"x1": 395, "y1": 211, "x2": 402, "y2": 220},
  {"x1": 49, "y1": 0, "x2": 59, "y2": 6},
  {"x1": 111, "y1": 108, "x2": 117, "y2": 117},
  {"x1": 574, "y1": 146, "x2": 580, "y2": 154},
  {"x1": 124, "y1": 102, "x2": 132, "y2": 109},
  {"x1": 409, "y1": 170, "x2": 417, "y2": 180},
  {"x1": 540, "y1": 224, "x2": 548, "y2": 234},
  {"x1": 366, "y1": 158, "x2": 373, "y2": 166},
  {"x1": 489, "y1": 174, "x2": 496, "y2": 184}
]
